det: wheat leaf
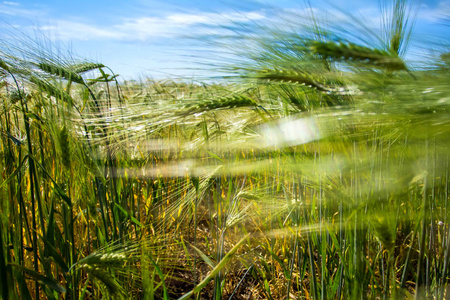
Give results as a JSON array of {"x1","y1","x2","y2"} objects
[{"x1": 178, "y1": 234, "x2": 249, "y2": 300}]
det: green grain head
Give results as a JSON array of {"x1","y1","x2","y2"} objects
[
  {"x1": 58, "y1": 125, "x2": 71, "y2": 169},
  {"x1": 310, "y1": 41, "x2": 407, "y2": 71},
  {"x1": 38, "y1": 62, "x2": 85, "y2": 85}
]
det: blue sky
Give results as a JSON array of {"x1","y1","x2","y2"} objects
[{"x1": 0, "y1": 0, "x2": 448, "y2": 80}]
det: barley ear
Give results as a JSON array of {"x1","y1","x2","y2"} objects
[
  {"x1": 82, "y1": 265, "x2": 126, "y2": 298},
  {"x1": 257, "y1": 67, "x2": 331, "y2": 91},
  {"x1": 30, "y1": 76, "x2": 74, "y2": 106},
  {"x1": 58, "y1": 126, "x2": 71, "y2": 169},
  {"x1": 0, "y1": 59, "x2": 10, "y2": 72},
  {"x1": 37, "y1": 62, "x2": 85, "y2": 85},
  {"x1": 71, "y1": 62, "x2": 105, "y2": 74},
  {"x1": 72, "y1": 251, "x2": 132, "y2": 298},
  {"x1": 310, "y1": 41, "x2": 407, "y2": 71},
  {"x1": 181, "y1": 94, "x2": 257, "y2": 116},
  {"x1": 370, "y1": 214, "x2": 396, "y2": 253}
]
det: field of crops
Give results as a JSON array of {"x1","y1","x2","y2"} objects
[{"x1": 0, "y1": 1, "x2": 449, "y2": 299}]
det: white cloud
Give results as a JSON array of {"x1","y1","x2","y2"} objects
[
  {"x1": 418, "y1": 1, "x2": 450, "y2": 22},
  {"x1": 0, "y1": 2, "x2": 38, "y2": 16},
  {"x1": 40, "y1": 21, "x2": 123, "y2": 41},
  {"x1": 37, "y1": 10, "x2": 266, "y2": 42},
  {"x1": 165, "y1": 11, "x2": 265, "y2": 26},
  {"x1": 114, "y1": 17, "x2": 176, "y2": 39}
]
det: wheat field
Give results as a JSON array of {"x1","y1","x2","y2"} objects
[{"x1": 0, "y1": 1, "x2": 449, "y2": 299}]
